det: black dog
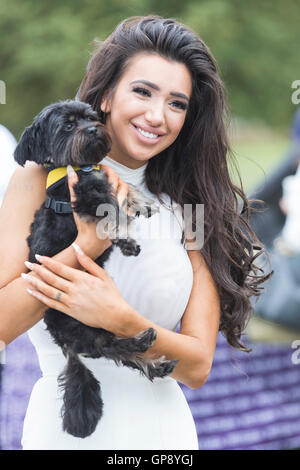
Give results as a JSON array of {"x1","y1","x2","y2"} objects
[{"x1": 14, "y1": 100, "x2": 178, "y2": 438}]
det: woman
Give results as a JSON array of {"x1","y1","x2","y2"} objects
[{"x1": 0, "y1": 15, "x2": 269, "y2": 450}]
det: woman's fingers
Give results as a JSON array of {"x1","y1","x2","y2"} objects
[
  {"x1": 116, "y1": 179, "x2": 129, "y2": 207},
  {"x1": 72, "y1": 243, "x2": 108, "y2": 280},
  {"x1": 101, "y1": 165, "x2": 129, "y2": 207},
  {"x1": 24, "y1": 260, "x2": 70, "y2": 293},
  {"x1": 24, "y1": 246, "x2": 107, "y2": 286},
  {"x1": 101, "y1": 165, "x2": 119, "y2": 191},
  {"x1": 21, "y1": 269, "x2": 69, "y2": 307},
  {"x1": 25, "y1": 283, "x2": 69, "y2": 313},
  {"x1": 67, "y1": 165, "x2": 79, "y2": 205},
  {"x1": 25, "y1": 255, "x2": 79, "y2": 282}
]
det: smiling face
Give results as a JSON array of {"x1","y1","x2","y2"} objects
[{"x1": 100, "y1": 53, "x2": 192, "y2": 169}]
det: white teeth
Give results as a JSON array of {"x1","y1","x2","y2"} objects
[{"x1": 136, "y1": 126, "x2": 159, "y2": 139}]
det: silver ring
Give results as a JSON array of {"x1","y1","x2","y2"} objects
[{"x1": 55, "y1": 290, "x2": 62, "y2": 301}]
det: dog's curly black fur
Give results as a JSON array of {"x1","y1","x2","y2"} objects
[{"x1": 14, "y1": 100, "x2": 178, "y2": 438}]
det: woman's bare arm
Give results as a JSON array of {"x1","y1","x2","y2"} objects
[
  {"x1": 18, "y1": 245, "x2": 220, "y2": 390},
  {"x1": 117, "y1": 250, "x2": 221, "y2": 389},
  {"x1": 0, "y1": 163, "x2": 84, "y2": 345},
  {"x1": 0, "y1": 162, "x2": 124, "y2": 346}
]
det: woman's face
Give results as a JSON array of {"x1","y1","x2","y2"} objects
[{"x1": 100, "y1": 53, "x2": 192, "y2": 169}]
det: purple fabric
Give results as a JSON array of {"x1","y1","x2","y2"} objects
[
  {"x1": 0, "y1": 334, "x2": 41, "y2": 450},
  {"x1": 1, "y1": 331, "x2": 300, "y2": 450},
  {"x1": 291, "y1": 107, "x2": 300, "y2": 142},
  {"x1": 183, "y1": 334, "x2": 300, "y2": 450}
]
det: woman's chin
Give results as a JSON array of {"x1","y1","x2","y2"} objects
[{"x1": 129, "y1": 143, "x2": 164, "y2": 161}]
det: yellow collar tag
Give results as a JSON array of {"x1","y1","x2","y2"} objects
[{"x1": 46, "y1": 164, "x2": 101, "y2": 190}]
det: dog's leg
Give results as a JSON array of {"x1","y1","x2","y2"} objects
[
  {"x1": 71, "y1": 174, "x2": 141, "y2": 257},
  {"x1": 58, "y1": 347, "x2": 103, "y2": 438},
  {"x1": 110, "y1": 186, "x2": 160, "y2": 256},
  {"x1": 111, "y1": 210, "x2": 141, "y2": 256},
  {"x1": 121, "y1": 356, "x2": 178, "y2": 381},
  {"x1": 102, "y1": 185, "x2": 160, "y2": 257},
  {"x1": 114, "y1": 237, "x2": 141, "y2": 256},
  {"x1": 99, "y1": 328, "x2": 157, "y2": 360},
  {"x1": 70, "y1": 172, "x2": 119, "y2": 225},
  {"x1": 105, "y1": 206, "x2": 141, "y2": 256},
  {"x1": 126, "y1": 185, "x2": 160, "y2": 219},
  {"x1": 95, "y1": 328, "x2": 178, "y2": 380}
]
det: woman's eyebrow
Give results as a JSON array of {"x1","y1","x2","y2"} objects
[{"x1": 130, "y1": 79, "x2": 190, "y2": 102}]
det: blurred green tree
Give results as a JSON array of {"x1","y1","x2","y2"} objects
[
  {"x1": 0, "y1": 0, "x2": 299, "y2": 138},
  {"x1": 181, "y1": 0, "x2": 300, "y2": 129}
]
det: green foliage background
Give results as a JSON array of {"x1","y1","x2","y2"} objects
[{"x1": 0, "y1": 0, "x2": 299, "y2": 139}]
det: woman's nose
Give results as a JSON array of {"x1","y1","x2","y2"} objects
[{"x1": 145, "y1": 104, "x2": 165, "y2": 126}]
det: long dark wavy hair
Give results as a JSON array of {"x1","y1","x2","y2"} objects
[{"x1": 77, "y1": 15, "x2": 272, "y2": 352}]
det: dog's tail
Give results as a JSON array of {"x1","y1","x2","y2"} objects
[{"x1": 58, "y1": 348, "x2": 103, "y2": 438}]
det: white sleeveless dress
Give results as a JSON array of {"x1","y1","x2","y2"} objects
[{"x1": 21, "y1": 156, "x2": 199, "y2": 450}]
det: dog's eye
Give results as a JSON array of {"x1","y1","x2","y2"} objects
[
  {"x1": 87, "y1": 116, "x2": 95, "y2": 121},
  {"x1": 65, "y1": 123, "x2": 74, "y2": 131}
]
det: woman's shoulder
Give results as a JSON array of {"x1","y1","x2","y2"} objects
[
  {"x1": 1, "y1": 161, "x2": 47, "y2": 208},
  {"x1": 19, "y1": 160, "x2": 48, "y2": 180},
  {"x1": 0, "y1": 162, "x2": 48, "y2": 287}
]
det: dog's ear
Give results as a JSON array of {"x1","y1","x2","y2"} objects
[
  {"x1": 14, "y1": 124, "x2": 35, "y2": 167},
  {"x1": 14, "y1": 121, "x2": 48, "y2": 167}
]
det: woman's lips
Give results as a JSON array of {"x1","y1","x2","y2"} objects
[{"x1": 131, "y1": 123, "x2": 164, "y2": 145}]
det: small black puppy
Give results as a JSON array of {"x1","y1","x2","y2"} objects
[{"x1": 14, "y1": 100, "x2": 178, "y2": 438}]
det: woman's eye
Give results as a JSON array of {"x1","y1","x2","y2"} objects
[
  {"x1": 171, "y1": 101, "x2": 188, "y2": 111},
  {"x1": 133, "y1": 87, "x2": 151, "y2": 97},
  {"x1": 133, "y1": 87, "x2": 188, "y2": 111}
]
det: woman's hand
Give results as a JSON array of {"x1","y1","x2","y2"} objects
[
  {"x1": 67, "y1": 164, "x2": 130, "y2": 260},
  {"x1": 22, "y1": 244, "x2": 134, "y2": 335}
]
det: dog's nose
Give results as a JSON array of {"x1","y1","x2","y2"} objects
[{"x1": 87, "y1": 126, "x2": 98, "y2": 135}]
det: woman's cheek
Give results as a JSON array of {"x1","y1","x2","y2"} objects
[{"x1": 168, "y1": 123, "x2": 184, "y2": 145}]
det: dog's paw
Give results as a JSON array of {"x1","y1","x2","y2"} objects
[
  {"x1": 133, "y1": 203, "x2": 160, "y2": 219},
  {"x1": 116, "y1": 238, "x2": 141, "y2": 257},
  {"x1": 127, "y1": 186, "x2": 160, "y2": 219},
  {"x1": 146, "y1": 357, "x2": 178, "y2": 380},
  {"x1": 132, "y1": 327, "x2": 157, "y2": 353},
  {"x1": 126, "y1": 356, "x2": 178, "y2": 381},
  {"x1": 101, "y1": 328, "x2": 157, "y2": 358},
  {"x1": 154, "y1": 358, "x2": 178, "y2": 376}
]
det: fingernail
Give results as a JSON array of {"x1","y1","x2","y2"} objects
[
  {"x1": 67, "y1": 165, "x2": 76, "y2": 177},
  {"x1": 21, "y1": 273, "x2": 31, "y2": 281},
  {"x1": 35, "y1": 254, "x2": 43, "y2": 262},
  {"x1": 26, "y1": 288, "x2": 38, "y2": 297},
  {"x1": 72, "y1": 242, "x2": 84, "y2": 255},
  {"x1": 24, "y1": 261, "x2": 34, "y2": 270}
]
